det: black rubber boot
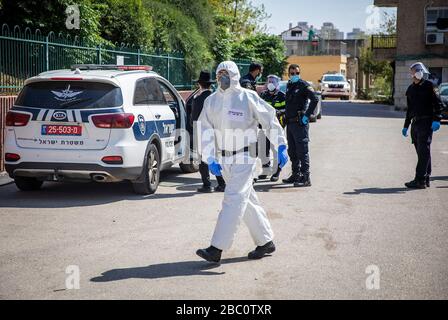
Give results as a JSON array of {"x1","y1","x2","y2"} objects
[
  {"x1": 294, "y1": 174, "x2": 311, "y2": 187},
  {"x1": 197, "y1": 185, "x2": 214, "y2": 193},
  {"x1": 405, "y1": 179, "x2": 426, "y2": 189},
  {"x1": 196, "y1": 246, "x2": 222, "y2": 263},
  {"x1": 215, "y1": 184, "x2": 226, "y2": 192},
  {"x1": 426, "y1": 176, "x2": 430, "y2": 188},
  {"x1": 248, "y1": 241, "x2": 276, "y2": 260},
  {"x1": 270, "y1": 167, "x2": 282, "y2": 182},
  {"x1": 282, "y1": 172, "x2": 300, "y2": 184}
]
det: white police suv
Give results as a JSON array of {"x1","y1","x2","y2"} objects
[{"x1": 4, "y1": 64, "x2": 198, "y2": 194}]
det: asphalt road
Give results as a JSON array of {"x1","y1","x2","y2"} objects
[{"x1": 1, "y1": 101, "x2": 447, "y2": 300}]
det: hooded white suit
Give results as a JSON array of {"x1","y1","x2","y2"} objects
[{"x1": 197, "y1": 61, "x2": 287, "y2": 250}]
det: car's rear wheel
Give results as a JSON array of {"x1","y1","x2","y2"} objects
[
  {"x1": 14, "y1": 177, "x2": 43, "y2": 191},
  {"x1": 132, "y1": 144, "x2": 160, "y2": 195}
]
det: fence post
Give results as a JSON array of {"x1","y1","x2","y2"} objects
[
  {"x1": 97, "y1": 45, "x2": 102, "y2": 64},
  {"x1": 45, "y1": 36, "x2": 49, "y2": 71},
  {"x1": 167, "y1": 53, "x2": 170, "y2": 81}
]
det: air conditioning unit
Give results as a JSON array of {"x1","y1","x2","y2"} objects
[{"x1": 426, "y1": 32, "x2": 444, "y2": 45}]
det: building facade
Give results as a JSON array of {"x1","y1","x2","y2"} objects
[{"x1": 373, "y1": 0, "x2": 448, "y2": 109}]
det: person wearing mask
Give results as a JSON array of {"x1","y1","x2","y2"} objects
[
  {"x1": 196, "y1": 61, "x2": 288, "y2": 263},
  {"x1": 240, "y1": 62, "x2": 263, "y2": 92},
  {"x1": 402, "y1": 62, "x2": 443, "y2": 189},
  {"x1": 283, "y1": 64, "x2": 318, "y2": 187},
  {"x1": 259, "y1": 75, "x2": 287, "y2": 182},
  {"x1": 191, "y1": 71, "x2": 226, "y2": 193}
]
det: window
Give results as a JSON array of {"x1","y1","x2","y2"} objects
[
  {"x1": 426, "y1": 7, "x2": 448, "y2": 32},
  {"x1": 291, "y1": 30, "x2": 303, "y2": 37},
  {"x1": 158, "y1": 82, "x2": 176, "y2": 104},
  {"x1": 133, "y1": 78, "x2": 166, "y2": 105},
  {"x1": 15, "y1": 81, "x2": 123, "y2": 109},
  {"x1": 323, "y1": 75, "x2": 346, "y2": 82}
]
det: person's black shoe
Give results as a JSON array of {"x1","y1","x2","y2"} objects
[
  {"x1": 294, "y1": 174, "x2": 311, "y2": 187},
  {"x1": 196, "y1": 246, "x2": 222, "y2": 263},
  {"x1": 270, "y1": 167, "x2": 281, "y2": 182},
  {"x1": 197, "y1": 185, "x2": 215, "y2": 193},
  {"x1": 215, "y1": 184, "x2": 226, "y2": 192},
  {"x1": 248, "y1": 241, "x2": 276, "y2": 260},
  {"x1": 253, "y1": 178, "x2": 258, "y2": 184},
  {"x1": 282, "y1": 173, "x2": 300, "y2": 184},
  {"x1": 426, "y1": 176, "x2": 430, "y2": 188},
  {"x1": 258, "y1": 175, "x2": 268, "y2": 180},
  {"x1": 405, "y1": 179, "x2": 426, "y2": 189}
]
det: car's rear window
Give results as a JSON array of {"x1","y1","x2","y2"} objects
[
  {"x1": 15, "y1": 81, "x2": 123, "y2": 109},
  {"x1": 323, "y1": 76, "x2": 346, "y2": 82}
]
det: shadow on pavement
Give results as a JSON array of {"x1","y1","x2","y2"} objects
[
  {"x1": 322, "y1": 101, "x2": 405, "y2": 119},
  {"x1": 0, "y1": 168, "x2": 201, "y2": 209},
  {"x1": 431, "y1": 176, "x2": 448, "y2": 182},
  {"x1": 344, "y1": 187, "x2": 419, "y2": 195},
  {"x1": 90, "y1": 257, "x2": 250, "y2": 282}
]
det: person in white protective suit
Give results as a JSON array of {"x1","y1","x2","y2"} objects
[{"x1": 195, "y1": 61, "x2": 289, "y2": 263}]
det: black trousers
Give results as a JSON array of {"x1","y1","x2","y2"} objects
[
  {"x1": 199, "y1": 162, "x2": 226, "y2": 187},
  {"x1": 286, "y1": 122, "x2": 310, "y2": 176},
  {"x1": 411, "y1": 119, "x2": 433, "y2": 181}
]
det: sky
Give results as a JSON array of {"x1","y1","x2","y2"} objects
[{"x1": 251, "y1": 0, "x2": 396, "y2": 36}]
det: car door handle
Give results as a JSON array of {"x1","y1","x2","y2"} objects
[{"x1": 154, "y1": 114, "x2": 161, "y2": 119}]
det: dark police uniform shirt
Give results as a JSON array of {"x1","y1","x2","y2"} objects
[
  {"x1": 240, "y1": 73, "x2": 257, "y2": 91},
  {"x1": 260, "y1": 90, "x2": 286, "y2": 111},
  {"x1": 404, "y1": 79, "x2": 443, "y2": 129},
  {"x1": 285, "y1": 79, "x2": 319, "y2": 120}
]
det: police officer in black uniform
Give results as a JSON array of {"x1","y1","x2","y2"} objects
[
  {"x1": 283, "y1": 64, "x2": 318, "y2": 187},
  {"x1": 240, "y1": 62, "x2": 263, "y2": 91},
  {"x1": 402, "y1": 62, "x2": 443, "y2": 189},
  {"x1": 260, "y1": 75, "x2": 287, "y2": 182}
]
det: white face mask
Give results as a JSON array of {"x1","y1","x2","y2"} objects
[
  {"x1": 267, "y1": 83, "x2": 276, "y2": 92},
  {"x1": 414, "y1": 71, "x2": 424, "y2": 80}
]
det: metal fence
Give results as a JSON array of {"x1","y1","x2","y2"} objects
[{"x1": 0, "y1": 24, "x2": 251, "y2": 94}]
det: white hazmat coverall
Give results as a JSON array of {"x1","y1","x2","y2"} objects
[{"x1": 197, "y1": 61, "x2": 287, "y2": 250}]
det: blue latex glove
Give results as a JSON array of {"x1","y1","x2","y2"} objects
[
  {"x1": 207, "y1": 157, "x2": 222, "y2": 176},
  {"x1": 432, "y1": 121, "x2": 441, "y2": 132},
  {"x1": 402, "y1": 128, "x2": 408, "y2": 137},
  {"x1": 278, "y1": 145, "x2": 289, "y2": 169},
  {"x1": 301, "y1": 115, "x2": 309, "y2": 125}
]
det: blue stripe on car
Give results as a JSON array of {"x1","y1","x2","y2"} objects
[{"x1": 132, "y1": 120, "x2": 176, "y2": 141}]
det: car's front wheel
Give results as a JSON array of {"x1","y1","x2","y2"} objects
[
  {"x1": 14, "y1": 177, "x2": 43, "y2": 191},
  {"x1": 132, "y1": 144, "x2": 160, "y2": 195}
]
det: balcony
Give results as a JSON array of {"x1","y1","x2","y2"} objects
[{"x1": 371, "y1": 35, "x2": 397, "y2": 61}]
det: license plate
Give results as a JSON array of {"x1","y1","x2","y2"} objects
[{"x1": 41, "y1": 125, "x2": 82, "y2": 136}]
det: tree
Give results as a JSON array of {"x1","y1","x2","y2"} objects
[
  {"x1": 232, "y1": 33, "x2": 287, "y2": 78},
  {"x1": 99, "y1": 0, "x2": 154, "y2": 48}
]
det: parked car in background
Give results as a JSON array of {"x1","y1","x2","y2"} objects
[
  {"x1": 319, "y1": 73, "x2": 351, "y2": 100},
  {"x1": 438, "y1": 83, "x2": 448, "y2": 121},
  {"x1": 4, "y1": 64, "x2": 198, "y2": 194},
  {"x1": 278, "y1": 80, "x2": 322, "y2": 122}
]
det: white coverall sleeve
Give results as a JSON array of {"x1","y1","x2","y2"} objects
[
  {"x1": 251, "y1": 94, "x2": 287, "y2": 149},
  {"x1": 197, "y1": 97, "x2": 216, "y2": 163}
]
